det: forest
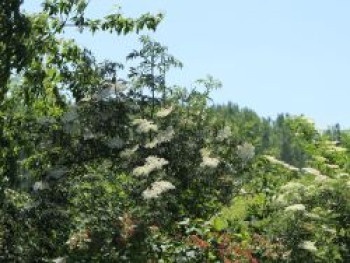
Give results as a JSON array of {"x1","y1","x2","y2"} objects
[{"x1": 0, "y1": 1, "x2": 349, "y2": 262}]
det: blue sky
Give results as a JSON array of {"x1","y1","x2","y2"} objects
[{"x1": 23, "y1": 1, "x2": 350, "y2": 129}]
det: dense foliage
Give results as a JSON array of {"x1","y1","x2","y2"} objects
[{"x1": 1, "y1": 1, "x2": 349, "y2": 262}]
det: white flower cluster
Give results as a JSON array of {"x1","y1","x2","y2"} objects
[
  {"x1": 299, "y1": 240, "x2": 317, "y2": 252},
  {"x1": 326, "y1": 145, "x2": 347, "y2": 153},
  {"x1": 146, "y1": 126, "x2": 175, "y2": 149},
  {"x1": 237, "y1": 142, "x2": 255, "y2": 162},
  {"x1": 284, "y1": 204, "x2": 306, "y2": 212},
  {"x1": 106, "y1": 136, "x2": 124, "y2": 149},
  {"x1": 216, "y1": 126, "x2": 232, "y2": 141},
  {"x1": 133, "y1": 156, "x2": 169, "y2": 177},
  {"x1": 314, "y1": 155, "x2": 327, "y2": 162},
  {"x1": 142, "y1": 180, "x2": 175, "y2": 200},
  {"x1": 275, "y1": 182, "x2": 306, "y2": 206},
  {"x1": 156, "y1": 106, "x2": 173, "y2": 118},
  {"x1": 301, "y1": 167, "x2": 331, "y2": 182},
  {"x1": 33, "y1": 181, "x2": 49, "y2": 191},
  {"x1": 83, "y1": 128, "x2": 95, "y2": 140},
  {"x1": 200, "y1": 149, "x2": 220, "y2": 168},
  {"x1": 281, "y1": 182, "x2": 305, "y2": 192},
  {"x1": 120, "y1": 145, "x2": 139, "y2": 159},
  {"x1": 52, "y1": 257, "x2": 66, "y2": 263},
  {"x1": 132, "y1": 118, "x2": 158, "y2": 134},
  {"x1": 326, "y1": 164, "x2": 339, "y2": 169},
  {"x1": 264, "y1": 155, "x2": 299, "y2": 172},
  {"x1": 301, "y1": 167, "x2": 321, "y2": 176}
]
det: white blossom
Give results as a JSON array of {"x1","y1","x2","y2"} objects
[
  {"x1": 145, "y1": 126, "x2": 175, "y2": 148},
  {"x1": 156, "y1": 106, "x2": 173, "y2": 118},
  {"x1": 132, "y1": 118, "x2": 158, "y2": 133},
  {"x1": 301, "y1": 167, "x2": 321, "y2": 176},
  {"x1": 314, "y1": 174, "x2": 329, "y2": 182},
  {"x1": 52, "y1": 257, "x2": 67, "y2": 263},
  {"x1": 33, "y1": 181, "x2": 49, "y2": 191},
  {"x1": 237, "y1": 142, "x2": 255, "y2": 162},
  {"x1": 133, "y1": 156, "x2": 169, "y2": 177},
  {"x1": 281, "y1": 182, "x2": 305, "y2": 192},
  {"x1": 83, "y1": 128, "x2": 95, "y2": 140},
  {"x1": 314, "y1": 156, "x2": 327, "y2": 162},
  {"x1": 326, "y1": 164, "x2": 339, "y2": 169},
  {"x1": 216, "y1": 126, "x2": 232, "y2": 141},
  {"x1": 120, "y1": 145, "x2": 139, "y2": 159},
  {"x1": 142, "y1": 180, "x2": 175, "y2": 200},
  {"x1": 200, "y1": 156, "x2": 220, "y2": 168},
  {"x1": 285, "y1": 204, "x2": 306, "y2": 212},
  {"x1": 299, "y1": 241, "x2": 317, "y2": 252},
  {"x1": 327, "y1": 145, "x2": 347, "y2": 153},
  {"x1": 264, "y1": 155, "x2": 299, "y2": 172},
  {"x1": 200, "y1": 148, "x2": 220, "y2": 168}
]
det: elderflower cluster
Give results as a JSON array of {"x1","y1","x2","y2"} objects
[
  {"x1": 326, "y1": 145, "x2": 347, "y2": 153},
  {"x1": 301, "y1": 167, "x2": 321, "y2": 176},
  {"x1": 83, "y1": 128, "x2": 95, "y2": 140},
  {"x1": 274, "y1": 182, "x2": 306, "y2": 206},
  {"x1": 281, "y1": 182, "x2": 305, "y2": 192},
  {"x1": 120, "y1": 145, "x2": 139, "y2": 159},
  {"x1": 299, "y1": 240, "x2": 317, "y2": 252},
  {"x1": 326, "y1": 164, "x2": 339, "y2": 169},
  {"x1": 142, "y1": 180, "x2": 176, "y2": 200},
  {"x1": 33, "y1": 181, "x2": 50, "y2": 191},
  {"x1": 284, "y1": 204, "x2": 306, "y2": 212},
  {"x1": 145, "y1": 126, "x2": 175, "y2": 148},
  {"x1": 156, "y1": 106, "x2": 173, "y2": 118},
  {"x1": 264, "y1": 155, "x2": 299, "y2": 172},
  {"x1": 216, "y1": 126, "x2": 232, "y2": 141},
  {"x1": 200, "y1": 148, "x2": 220, "y2": 168},
  {"x1": 132, "y1": 119, "x2": 158, "y2": 133},
  {"x1": 133, "y1": 156, "x2": 169, "y2": 177},
  {"x1": 237, "y1": 142, "x2": 255, "y2": 162}
]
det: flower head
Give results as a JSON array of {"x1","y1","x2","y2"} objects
[
  {"x1": 120, "y1": 145, "x2": 139, "y2": 159},
  {"x1": 132, "y1": 118, "x2": 158, "y2": 133},
  {"x1": 216, "y1": 126, "x2": 232, "y2": 141},
  {"x1": 299, "y1": 241, "x2": 317, "y2": 252},
  {"x1": 133, "y1": 156, "x2": 169, "y2": 177},
  {"x1": 145, "y1": 126, "x2": 175, "y2": 148},
  {"x1": 199, "y1": 149, "x2": 220, "y2": 168},
  {"x1": 142, "y1": 180, "x2": 175, "y2": 200},
  {"x1": 156, "y1": 106, "x2": 173, "y2": 118},
  {"x1": 237, "y1": 142, "x2": 255, "y2": 162},
  {"x1": 285, "y1": 204, "x2": 306, "y2": 212}
]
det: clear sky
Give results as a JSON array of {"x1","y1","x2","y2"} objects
[{"x1": 23, "y1": 0, "x2": 350, "y2": 129}]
